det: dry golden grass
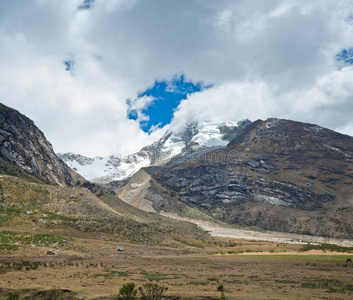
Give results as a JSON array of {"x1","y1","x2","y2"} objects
[
  {"x1": 1, "y1": 233, "x2": 353, "y2": 300},
  {"x1": 1, "y1": 175, "x2": 353, "y2": 299}
]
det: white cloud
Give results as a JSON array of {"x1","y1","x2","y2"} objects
[
  {"x1": 171, "y1": 65, "x2": 353, "y2": 136},
  {"x1": 127, "y1": 95, "x2": 155, "y2": 123},
  {"x1": 171, "y1": 81, "x2": 275, "y2": 133},
  {"x1": 0, "y1": 0, "x2": 353, "y2": 156}
]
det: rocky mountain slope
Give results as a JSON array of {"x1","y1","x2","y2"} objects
[
  {"x1": 131, "y1": 118, "x2": 353, "y2": 239},
  {"x1": 116, "y1": 168, "x2": 217, "y2": 223},
  {"x1": 59, "y1": 119, "x2": 251, "y2": 183},
  {"x1": 0, "y1": 103, "x2": 74, "y2": 186}
]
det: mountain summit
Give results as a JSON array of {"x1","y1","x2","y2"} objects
[{"x1": 59, "y1": 119, "x2": 252, "y2": 182}]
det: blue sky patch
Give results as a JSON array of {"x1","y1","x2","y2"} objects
[
  {"x1": 78, "y1": 0, "x2": 95, "y2": 10},
  {"x1": 336, "y1": 48, "x2": 353, "y2": 67},
  {"x1": 127, "y1": 75, "x2": 207, "y2": 132},
  {"x1": 63, "y1": 60, "x2": 74, "y2": 71}
]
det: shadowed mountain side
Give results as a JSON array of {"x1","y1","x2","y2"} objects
[{"x1": 145, "y1": 118, "x2": 353, "y2": 239}]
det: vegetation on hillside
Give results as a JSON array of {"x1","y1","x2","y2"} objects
[{"x1": 301, "y1": 243, "x2": 353, "y2": 253}]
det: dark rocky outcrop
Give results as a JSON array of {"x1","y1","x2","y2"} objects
[{"x1": 0, "y1": 103, "x2": 74, "y2": 186}]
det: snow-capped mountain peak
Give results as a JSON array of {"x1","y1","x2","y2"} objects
[{"x1": 59, "y1": 119, "x2": 252, "y2": 183}]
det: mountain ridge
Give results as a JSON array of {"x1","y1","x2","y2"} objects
[
  {"x1": 1, "y1": 102, "x2": 353, "y2": 241},
  {"x1": 59, "y1": 119, "x2": 252, "y2": 183}
]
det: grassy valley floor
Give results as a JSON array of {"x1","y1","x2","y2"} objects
[
  {"x1": 0, "y1": 175, "x2": 352, "y2": 299},
  {"x1": 0, "y1": 235, "x2": 353, "y2": 299}
]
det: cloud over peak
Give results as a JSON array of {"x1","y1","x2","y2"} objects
[{"x1": 1, "y1": 0, "x2": 353, "y2": 156}]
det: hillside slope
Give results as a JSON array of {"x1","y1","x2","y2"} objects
[{"x1": 146, "y1": 118, "x2": 353, "y2": 239}]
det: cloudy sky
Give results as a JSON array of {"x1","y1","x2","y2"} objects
[{"x1": 1, "y1": 0, "x2": 353, "y2": 157}]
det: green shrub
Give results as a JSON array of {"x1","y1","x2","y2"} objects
[
  {"x1": 0, "y1": 231, "x2": 70, "y2": 247},
  {"x1": 139, "y1": 283, "x2": 168, "y2": 300},
  {"x1": 141, "y1": 271, "x2": 166, "y2": 282},
  {"x1": 344, "y1": 284, "x2": 353, "y2": 291},
  {"x1": 207, "y1": 277, "x2": 218, "y2": 282},
  {"x1": 0, "y1": 244, "x2": 19, "y2": 251},
  {"x1": 7, "y1": 294, "x2": 20, "y2": 300},
  {"x1": 301, "y1": 282, "x2": 318, "y2": 289},
  {"x1": 189, "y1": 282, "x2": 208, "y2": 286},
  {"x1": 118, "y1": 282, "x2": 138, "y2": 300},
  {"x1": 217, "y1": 284, "x2": 225, "y2": 300}
]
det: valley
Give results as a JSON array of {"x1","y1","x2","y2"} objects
[
  {"x1": 0, "y1": 173, "x2": 353, "y2": 299},
  {"x1": 1, "y1": 103, "x2": 353, "y2": 299},
  {"x1": 2, "y1": 2, "x2": 353, "y2": 299}
]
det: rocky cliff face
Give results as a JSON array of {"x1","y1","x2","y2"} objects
[
  {"x1": 146, "y1": 118, "x2": 353, "y2": 239},
  {"x1": 0, "y1": 103, "x2": 74, "y2": 186}
]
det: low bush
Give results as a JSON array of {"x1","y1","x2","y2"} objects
[
  {"x1": 139, "y1": 283, "x2": 168, "y2": 300},
  {"x1": 118, "y1": 282, "x2": 138, "y2": 300}
]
